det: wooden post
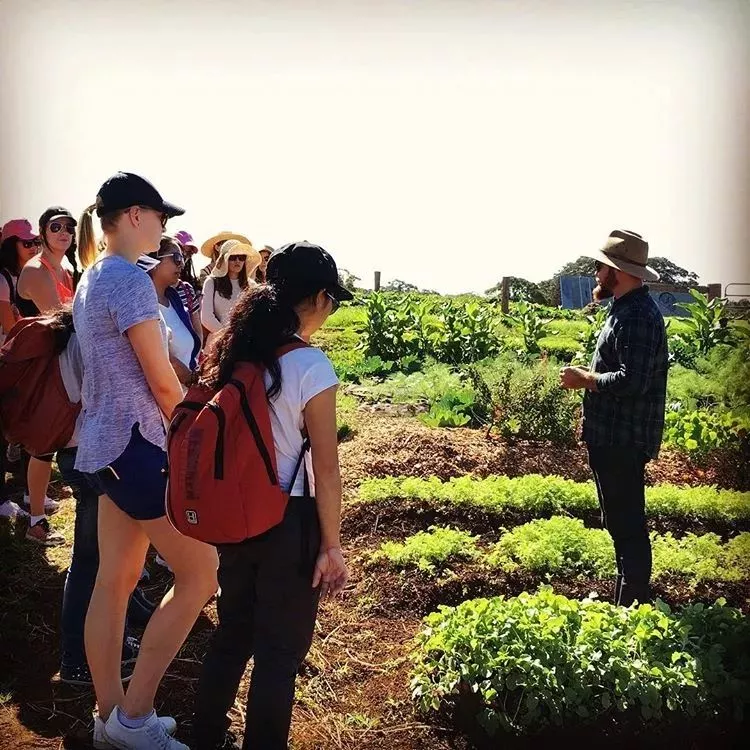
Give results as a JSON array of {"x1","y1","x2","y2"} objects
[
  {"x1": 500, "y1": 276, "x2": 510, "y2": 314},
  {"x1": 706, "y1": 283, "x2": 722, "y2": 301},
  {"x1": 374, "y1": 271, "x2": 381, "y2": 291}
]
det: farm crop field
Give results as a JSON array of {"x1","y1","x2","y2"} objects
[{"x1": 1, "y1": 291, "x2": 748, "y2": 749}]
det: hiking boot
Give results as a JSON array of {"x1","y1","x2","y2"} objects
[
  {"x1": 0, "y1": 499, "x2": 28, "y2": 519},
  {"x1": 59, "y1": 659, "x2": 135, "y2": 686},
  {"x1": 23, "y1": 493, "x2": 60, "y2": 514},
  {"x1": 103, "y1": 708, "x2": 188, "y2": 749},
  {"x1": 25, "y1": 517, "x2": 65, "y2": 546},
  {"x1": 94, "y1": 712, "x2": 177, "y2": 749}
]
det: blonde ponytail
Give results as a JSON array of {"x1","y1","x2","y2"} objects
[{"x1": 77, "y1": 204, "x2": 99, "y2": 269}]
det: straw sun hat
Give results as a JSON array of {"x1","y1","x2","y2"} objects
[
  {"x1": 209, "y1": 239, "x2": 262, "y2": 278},
  {"x1": 200, "y1": 231, "x2": 251, "y2": 258}
]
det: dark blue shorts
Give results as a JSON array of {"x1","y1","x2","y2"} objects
[{"x1": 86, "y1": 424, "x2": 168, "y2": 521}]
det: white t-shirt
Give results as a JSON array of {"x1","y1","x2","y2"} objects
[
  {"x1": 160, "y1": 301, "x2": 194, "y2": 369},
  {"x1": 263, "y1": 345, "x2": 339, "y2": 497}
]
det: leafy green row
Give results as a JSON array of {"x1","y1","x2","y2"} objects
[
  {"x1": 411, "y1": 587, "x2": 750, "y2": 735},
  {"x1": 358, "y1": 474, "x2": 750, "y2": 522},
  {"x1": 373, "y1": 520, "x2": 750, "y2": 585}
]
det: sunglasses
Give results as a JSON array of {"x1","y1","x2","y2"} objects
[
  {"x1": 228, "y1": 254, "x2": 246, "y2": 263},
  {"x1": 131, "y1": 206, "x2": 168, "y2": 229},
  {"x1": 21, "y1": 239, "x2": 42, "y2": 249},
  {"x1": 152, "y1": 250, "x2": 184, "y2": 266},
  {"x1": 326, "y1": 292, "x2": 340, "y2": 313},
  {"x1": 49, "y1": 222, "x2": 75, "y2": 234}
]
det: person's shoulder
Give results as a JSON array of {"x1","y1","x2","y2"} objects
[{"x1": 280, "y1": 344, "x2": 334, "y2": 375}]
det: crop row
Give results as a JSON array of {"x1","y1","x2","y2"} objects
[{"x1": 358, "y1": 475, "x2": 750, "y2": 522}]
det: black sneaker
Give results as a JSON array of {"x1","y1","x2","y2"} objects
[
  {"x1": 122, "y1": 635, "x2": 140, "y2": 663},
  {"x1": 59, "y1": 658, "x2": 135, "y2": 686}
]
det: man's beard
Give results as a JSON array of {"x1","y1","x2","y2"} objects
[{"x1": 592, "y1": 266, "x2": 616, "y2": 302}]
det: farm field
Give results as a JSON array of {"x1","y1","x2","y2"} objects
[{"x1": 1, "y1": 292, "x2": 748, "y2": 749}]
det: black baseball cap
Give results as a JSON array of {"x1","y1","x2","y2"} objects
[
  {"x1": 95, "y1": 171, "x2": 185, "y2": 218},
  {"x1": 39, "y1": 206, "x2": 76, "y2": 229},
  {"x1": 267, "y1": 241, "x2": 354, "y2": 301}
]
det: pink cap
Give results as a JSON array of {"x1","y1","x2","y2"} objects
[
  {"x1": 1, "y1": 218, "x2": 38, "y2": 243},
  {"x1": 174, "y1": 230, "x2": 196, "y2": 247}
]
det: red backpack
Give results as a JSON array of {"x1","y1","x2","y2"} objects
[
  {"x1": 166, "y1": 341, "x2": 310, "y2": 545},
  {"x1": 0, "y1": 315, "x2": 81, "y2": 456}
]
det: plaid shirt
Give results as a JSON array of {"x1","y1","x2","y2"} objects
[{"x1": 582, "y1": 286, "x2": 668, "y2": 459}]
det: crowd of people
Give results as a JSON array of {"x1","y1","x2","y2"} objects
[
  {"x1": 0, "y1": 168, "x2": 669, "y2": 750},
  {"x1": 0, "y1": 171, "x2": 350, "y2": 750}
]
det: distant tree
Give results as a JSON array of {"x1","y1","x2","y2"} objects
[
  {"x1": 647, "y1": 257, "x2": 699, "y2": 288},
  {"x1": 383, "y1": 278, "x2": 419, "y2": 293},
  {"x1": 485, "y1": 277, "x2": 547, "y2": 304},
  {"x1": 338, "y1": 268, "x2": 361, "y2": 293}
]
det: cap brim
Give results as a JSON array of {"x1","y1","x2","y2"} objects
[
  {"x1": 46, "y1": 214, "x2": 77, "y2": 226},
  {"x1": 135, "y1": 254, "x2": 161, "y2": 272},
  {"x1": 330, "y1": 284, "x2": 354, "y2": 302},
  {"x1": 161, "y1": 200, "x2": 185, "y2": 218}
]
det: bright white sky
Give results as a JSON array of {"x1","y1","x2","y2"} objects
[{"x1": 1, "y1": 0, "x2": 748, "y2": 294}]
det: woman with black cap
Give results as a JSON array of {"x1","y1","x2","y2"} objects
[
  {"x1": 75, "y1": 172, "x2": 218, "y2": 750},
  {"x1": 15, "y1": 207, "x2": 79, "y2": 544},
  {"x1": 193, "y1": 241, "x2": 351, "y2": 750}
]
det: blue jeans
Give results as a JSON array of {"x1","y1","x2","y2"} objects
[{"x1": 57, "y1": 448, "x2": 101, "y2": 665}]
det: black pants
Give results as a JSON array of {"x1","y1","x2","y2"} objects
[
  {"x1": 587, "y1": 445, "x2": 652, "y2": 607},
  {"x1": 193, "y1": 497, "x2": 321, "y2": 750}
]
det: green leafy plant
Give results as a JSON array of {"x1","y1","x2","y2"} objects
[
  {"x1": 357, "y1": 474, "x2": 750, "y2": 523},
  {"x1": 572, "y1": 306, "x2": 607, "y2": 366},
  {"x1": 506, "y1": 300, "x2": 546, "y2": 358},
  {"x1": 411, "y1": 588, "x2": 750, "y2": 735},
  {"x1": 469, "y1": 357, "x2": 580, "y2": 443},
  {"x1": 671, "y1": 290, "x2": 733, "y2": 359},
  {"x1": 664, "y1": 409, "x2": 748, "y2": 454},
  {"x1": 372, "y1": 525, "x2": 479, "y2": 573},
  {"x1": 419, "y1": 393, "x2": 474, "y2": 428}
]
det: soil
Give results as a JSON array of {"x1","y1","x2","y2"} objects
[
  {"x1": 1, "y1": 414, "x2": 748, "y2": 749},
  {"x1": 339, "y1": 414, "x2": 749, "y2": 492}
]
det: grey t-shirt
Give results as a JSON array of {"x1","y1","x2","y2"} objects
[{"x1": 73, "y1": 255, "x2": 167, "y2": 473}]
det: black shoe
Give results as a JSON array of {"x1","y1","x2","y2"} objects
[
  {"x1": 59, "y1": 658, "x2": 135, "y2": 686},
  {"x1": 122, "y1": 635, "x2": 140, "y2": 663},
  {"x1": 128, "y1": 587, "x2": 157, "y2": 627}
]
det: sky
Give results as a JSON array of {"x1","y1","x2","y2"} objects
[{"x1": 1, "y1": 0, "x2": 748, "y2": 295}]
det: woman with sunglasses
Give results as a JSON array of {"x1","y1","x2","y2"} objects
[
  {"x1": 200, "y1": 239, "x2": 261, "y2": 349},
  {"x1": 137, "y1": 236, "x2": 201, "y2": 390},
  {"x1": 75, "y1": 172, "x2": 217, "y2": 749},
  {"x1": 193, "y1": 242, "x2": 350, "y2": 750},
  {"x1": 14, "y1": 208, "x2": 79, "y2": 543},
  {"x1": 0, "y1": 219, "x2": 42, "y2": 521}
]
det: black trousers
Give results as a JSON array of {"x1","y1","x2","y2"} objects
[
  {"x1": 587, "y1": 445, "x2": 652, "y2": 607},
  {"x1": 193, "y1": 497, "x2": 321, "y2": 750}
]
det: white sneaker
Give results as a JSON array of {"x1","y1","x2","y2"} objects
[
  {"x1": 0, "y1": 500, "x2": 29, "y2": 519},
  {"x1": 23, "y1": 494, "x2": 60, "y2": 514},
  {"x1": 93, "y1": 713, "x2": 178, "y2": 749},
  {"x1": 102, "y1": 708, "x2": 186, "y2": 749}
]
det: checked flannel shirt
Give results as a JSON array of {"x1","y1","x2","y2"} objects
[{"x1": 582, "y1": 286, "x2": 669, "y2": 460}]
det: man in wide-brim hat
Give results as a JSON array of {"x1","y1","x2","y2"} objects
[{"x1": 559, "y1": 229, "x2": 668, "y2": 608}]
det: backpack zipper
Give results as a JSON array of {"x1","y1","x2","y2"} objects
[{"x1": 205, "y1": 402, "x2": 226, "y2": 480}]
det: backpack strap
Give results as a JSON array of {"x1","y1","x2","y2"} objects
[
  {"x1": 287, "y1": 436, "x2": 311, "y2": 496},
  {"x1": 0, "y1": 268, "x2": 16, "y2": 306}
]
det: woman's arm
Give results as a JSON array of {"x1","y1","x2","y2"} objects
[
  {"x1": 200, "y1": 276, "x2": 222, "y2": 333},
  {"x1": 0, "y1": 301, "x2": 16, "y2": 334},
  {"x1": 17, "y1": 265, "x2": 60, "y2": 313},
  {"x1": 127, "y1": 319, "x2": 184, "y2": 419},
  {"x1": 304, "y1": 385, "x2": 347, "y2": 595}
]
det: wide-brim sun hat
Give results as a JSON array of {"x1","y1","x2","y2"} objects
[
  {"x1": 585, "y1": 229, "x2": 660, "y2": 282},
  {"x1": 200, "y1": 231, "x2": 251, "y2": 258},
  {"x1": 210, "y1": 239, "x2": 262, "y2": 278}
]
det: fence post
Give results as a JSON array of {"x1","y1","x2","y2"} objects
[
  {"x1": 374, "y1": 271, "x2": 381, "y2": 291},
  {"x1": 500, "y1": 277, "x2": 510, "y2": 314},
  {"x1": 706, "y1": 283, "x2": 722, "y2": 301}
]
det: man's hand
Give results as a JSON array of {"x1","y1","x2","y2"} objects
[{"x1": 560, "y1": 366, "x2": 598, "y2": 391}]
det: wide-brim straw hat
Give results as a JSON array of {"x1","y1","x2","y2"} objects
[
  {"x1": 586, "y1": 229, "x2": 660, "y2": 282},
  {"x1": 210, "y1": 239, "x2": 262, "y2": 278},
  {"x1": 200, "y1": 231, "x2": 251, "y2": 258}
]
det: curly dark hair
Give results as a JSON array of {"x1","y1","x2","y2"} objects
[{"x1": 200, "y1": 280, "x2": 319, "y2": 399}]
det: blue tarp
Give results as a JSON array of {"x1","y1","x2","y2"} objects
[{"x1": 559, "y1": 276, "x2": 693, "y2": 316}]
